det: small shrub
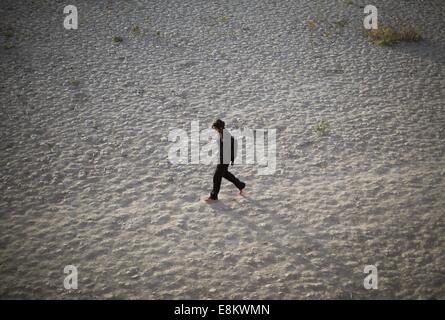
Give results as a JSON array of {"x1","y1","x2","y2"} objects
[
  {"x1": 400, "y1": 28, "x2": 422, "y2": 42},
  {"x1": 367, "y1": 25, "x2": 421, "y2": 46},
  {"x1": 112, "y1": 35, "x2": 124, "y2": 42},
  {"x1": 3, "y1": 43, "x2": 15, "y2": 49},
  {"x1": 315, "y1": 117, "x2": 328, "y2": 134},
  {"x1": 307, "y1": 19, "x2": 318, "y2": 31},
  {"x1": 334, "y1": 19, "x2": 349, "y2": 28}
]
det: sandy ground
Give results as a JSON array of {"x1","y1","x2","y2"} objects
[{"x1": 0, "y1": 0, "x2": 444, "y2": 299}]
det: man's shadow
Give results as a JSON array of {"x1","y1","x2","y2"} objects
[{"x1": 205, "y1": 193, "x2": 360, "y2": 296}]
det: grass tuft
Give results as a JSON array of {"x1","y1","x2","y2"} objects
[
  {"x1": 131, "y1": 25, "x2": 140, "y2": 33},
  {"x1": 70, "y1": 79, "x2": 80, "y2": 86},
  {"x1": 367, "y1": 25, "x2": 421, "y2": 46},
  {"x1": 112, "y1": 35, "x2": 124, "y2": 42},
  {"x1": 307, "y1": 19, "x2": 318, "y2": 31},
  {"x1": 315, "y1": 117, "x2": 328, "y2": 135},
  {"x1": 3, "y1": 43, "x2": 15, "y2": 49},
  {"x1": 334, "y1": 19, "x2": 349, "y2": 28}
]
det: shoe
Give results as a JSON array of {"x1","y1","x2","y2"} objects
[{"x1": 239, "y1": 183, "x2": 246, "y2": 194}]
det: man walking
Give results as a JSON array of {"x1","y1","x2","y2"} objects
[{"x1": 206, "y1": 119, "x2": 246, "y2": 202}]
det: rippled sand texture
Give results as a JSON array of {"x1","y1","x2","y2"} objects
[{"x1": 0, "y1": 0, "x2": 444, "y2": 299}]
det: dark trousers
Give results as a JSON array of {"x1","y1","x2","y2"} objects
[{"x1": 210, "y1": 164, "x2": 244, "y2": 199}]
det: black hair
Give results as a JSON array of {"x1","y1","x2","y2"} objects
[{"x1": 212, "y1": 119, "x2": 225, "y2": 130}]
